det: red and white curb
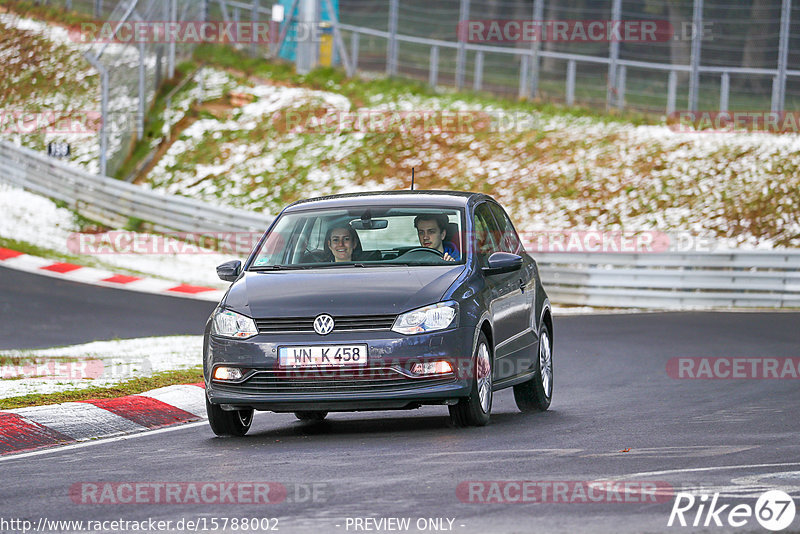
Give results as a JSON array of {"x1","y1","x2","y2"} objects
[
  {"x1": 0, "y1": 247, "x2": 224, "y2": 302},
  {"x1": 0, "y1": 384, "x2": 207, "y2": 455}
]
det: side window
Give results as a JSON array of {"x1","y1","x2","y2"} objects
[
  {"x1": 489, "y1": 203, "x2": 524, "y2": 254},
  {"x1": 473, "y1": 204, "x2": 502, "y2": 266}
]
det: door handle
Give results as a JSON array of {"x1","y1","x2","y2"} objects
[{"x1": 519, "y1": 278, "x2": 525, "y2": 292}]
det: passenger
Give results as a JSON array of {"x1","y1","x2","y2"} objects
[
  {"x1": 323, "y1": 224, "x2": 360, "y2": 262},
  {"x1": 414, "y1": 214, "x2": 460, "y2": 262}
]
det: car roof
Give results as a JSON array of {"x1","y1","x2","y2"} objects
[{"x1": 284, "y1": 190, "x2": 490, "y2": 212}]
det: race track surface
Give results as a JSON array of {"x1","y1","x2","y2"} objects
[
  {"x1": 1, "y1": 268, "x2": 798, "y2": 533},
  {"x1": 0, "y1": 265, "x2": 217, "y2": 349}
]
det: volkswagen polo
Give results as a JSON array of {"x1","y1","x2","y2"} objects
[{"x1": 204, "y1": 191, "x2": 553, "y2": 435}]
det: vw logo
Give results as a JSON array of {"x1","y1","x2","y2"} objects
[{"x1": 313, "y1": 314, "x2": 335, "y2": 335}]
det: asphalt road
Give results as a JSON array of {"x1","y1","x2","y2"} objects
[
  {"x1": 0, "y1": 265, "x2": 217, "y2": 349},
  {"x1": 1, "y1": 270, "x2": 799, "y2": 534}
]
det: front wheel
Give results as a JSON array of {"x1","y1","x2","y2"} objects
[
  {"x1": 513, "y1": 323, "x2": 553, "y2": 412},
  {"x1": 449, "y1": 332, "x2": 492, "y2": 427},
  {"x1": 206, "y1": 396, "x2": 254, "y2": 436}
]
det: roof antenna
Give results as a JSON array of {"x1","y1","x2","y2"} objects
[{"x1": 411, "y1": 167, "x2": 415, "y2": 190}]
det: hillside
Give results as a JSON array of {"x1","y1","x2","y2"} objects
[{"x1": 1, "y1": 12, "x2": 798, "y2": 248}]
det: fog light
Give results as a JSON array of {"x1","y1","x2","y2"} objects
[
  {"x1": 412, "y1": 361, "x2": 453, "y2": 375},
  {"x1": 213, "y1": 367, "x2": 243, "y2": 381}
]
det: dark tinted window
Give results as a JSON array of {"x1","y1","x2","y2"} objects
[
  {"x1": 488, "y1": 203, "x2": 524, "y2": 254},
  {"x1": 473, "y1": 204, "x2": 502, "y2": 266}
]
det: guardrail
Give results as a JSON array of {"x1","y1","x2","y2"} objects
[
  {"x1": 0, "y1": 141, "x2": 271, "y2": 234},
  {"x1": 2, "y1": 139, "x2": 799, "y2": 309},
  {"x1": 535, "y1": 252, "x2": 800, "y2": 309}
]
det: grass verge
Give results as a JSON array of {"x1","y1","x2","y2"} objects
[{"x1": 0, "y1": 367, "x2": 204, "y2": 409}]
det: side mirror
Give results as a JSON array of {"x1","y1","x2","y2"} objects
[
  {"x1": 482, "y1": 252, "x2": 522, "y2": 276},
  {"x1": 216, "y1": 260, "x2": 242, "y2": 282}
]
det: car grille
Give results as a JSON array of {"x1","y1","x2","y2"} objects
[
  {"x1": 255, "y1": 314, "x2": 396, "y2": 334},
  {"x1": 213, "y1": 367, "x2": 455, "y2": 395}
]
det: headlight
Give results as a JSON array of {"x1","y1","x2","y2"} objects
[
  {"x1": 392, "y1": 302, "x2": 457, "y2": 335},
  {"x1": 211, "y1": 309, "x2": 258, "y2": 339}
]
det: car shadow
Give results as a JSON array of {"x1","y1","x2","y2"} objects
[{"x1": 203, "y1": 408, "x2": 565, "y2": 444}]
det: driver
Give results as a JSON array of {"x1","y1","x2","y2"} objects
[{"x1": 414, "y1": 214, "x2": 460, "y2": 262}]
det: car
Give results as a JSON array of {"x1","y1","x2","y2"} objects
[{"x1": 203, "y1": 190, "x2": 553, "y2": 435}]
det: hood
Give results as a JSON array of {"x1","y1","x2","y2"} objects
[{"x1": 224, "y1": 265, "x2": 465, "y2": 318}]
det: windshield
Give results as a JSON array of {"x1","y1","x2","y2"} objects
[{"x1": 250, "y1": 206, "x2": 466, "y2": 268}]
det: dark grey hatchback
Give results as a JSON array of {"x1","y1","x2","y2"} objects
[{"x1": 204, "y1": 191, "x2": 553, "y2": 435}]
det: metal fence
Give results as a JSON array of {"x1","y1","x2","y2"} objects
[
  {"x1": 0, "y1": 140, "x2": 268, "y2": 233},
  {"x1": 3, "y1": 139, "x2": 799, "y2": 309},
  {"x1": 338, "y1": 0, "x2": 800, "y2": 114},
  {"x1": 28, "y1": 0, "x2": 800, "y2": 177},
  {"x1": 536, "y1": 251, "x2": 800, "y2": 309}
]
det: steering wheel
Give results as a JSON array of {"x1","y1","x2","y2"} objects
[{"x1": 403, "y1": 247, "x2": 444, "y2": 258}]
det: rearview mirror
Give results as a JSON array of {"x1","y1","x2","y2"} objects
[
  {"x1": 216, "y1": 260, "x2": 242, "y2": 282},
  {"x1": 351, "y1": 219, "x2": 389, "y2": 230},
  {"x1": 482, "y1": 252, "x2": 522, "y2": 276}
]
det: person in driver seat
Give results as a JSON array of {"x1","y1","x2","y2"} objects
[{"x1": 414, "y1": 214, "x2": 460, "y2": 262}]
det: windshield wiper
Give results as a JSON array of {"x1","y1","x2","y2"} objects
[{"x1": 250, "y1": 265, "x2": 308, "y2": 271}]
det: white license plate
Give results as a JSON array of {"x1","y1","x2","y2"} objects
[{"x1": 278, "y1": 344, "x2": 368, "y2": 368}]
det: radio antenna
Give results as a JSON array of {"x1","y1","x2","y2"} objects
[{"x1": 411, "y1": 167, "x2": 415, "y2": 190}]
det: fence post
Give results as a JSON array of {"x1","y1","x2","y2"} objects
[
  {"x1": 720, "y1": 72, "x2": 729, "y2": 112},
  {"x1": 772, "y1": 0, "x2": 791, "y2": 112},
  {"x1": 387, "y1": 0, "x2": 399, "y2": 76},
  {"x1": 616, "y1": 65, "x2": 626, "y2": 110},
  {"x1": 251, "y1": 0, "x2": 260, "y2": 57},
  {"x1": 518, "y1": 55, "x2": 529, "y2": 99},
  {"x1": 455, "y1": 0, "x2": 469, "y2": 89},
  {"x1": 234, "y1": 6, "x2": 240, "y2": 22},
  {"x1": 566, "y1": 59, "x2": 576, "y2": 106},
  {"x1": 473, "y1": 51, "x2": 484, "y2": 91},
  {"x1": 168, "y1": 0, "x2": 177, "y2": 79},
  {"x1": 688, "y1": 0, "x2": 703, "y2": 112},
  {"x1": 138, "y1": 24, "x2": 145, "y2": 140},
  {"x1": 66, "y1": 0, "x2": 72, "y2": 10},
  {"x1": 667, "y1": 70, "x2": 677, "y2": 114},
  {"x1": 350, "y1": 31, "x2": 359, "y2": 74},
  {"x1": 94, "y1": 0, "x2": 102, "y2": 18},
  {"x1": 607, "y1": 0, "x2": 621, "y2": 110},
  {"x1": 529, "y1": 0, "x2": 544, "y2": 98},
  {"x1": 84, "y1": 53, "x2": 108, "y2": 176},
  {"x1": 429, "y1": 45, "x2": 439, "y2": 88}
]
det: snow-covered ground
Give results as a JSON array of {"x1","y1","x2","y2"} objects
[
  {"x1": 0, "y1": 182, "x2": 233, "y2": 287},
  {"x1": 0, "y1": 336, "x2": 201, "y2": 398}
]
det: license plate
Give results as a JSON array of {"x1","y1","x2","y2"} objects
[{"x1": 278, "y1": 344, "x2": 368, "y2": 368}]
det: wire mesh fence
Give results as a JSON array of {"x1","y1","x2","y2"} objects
[{"x1": 20, "y1": 0, "x2": 800, "y2": 177}]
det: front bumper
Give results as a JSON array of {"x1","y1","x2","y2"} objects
[{"x1": 204, "y1": 327, "x2": 475, "y2": 412}]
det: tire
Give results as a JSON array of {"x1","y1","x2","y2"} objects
[
  {"x1": 206, "y1": 396, "x2": 254, "y2": 436},
  {"x1": 294, "y1": 411, "x2": 328, "y2": 422},
  {"x1": 513, "y1": 323, "x2": 553, "y2": 412},
  {"x1": 449, "y1": 332, "x2": 492, "y2": 427}
]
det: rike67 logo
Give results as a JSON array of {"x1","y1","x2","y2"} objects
[{"x1": 668, "y1": 490, "x2": 796, "y2": 531}]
